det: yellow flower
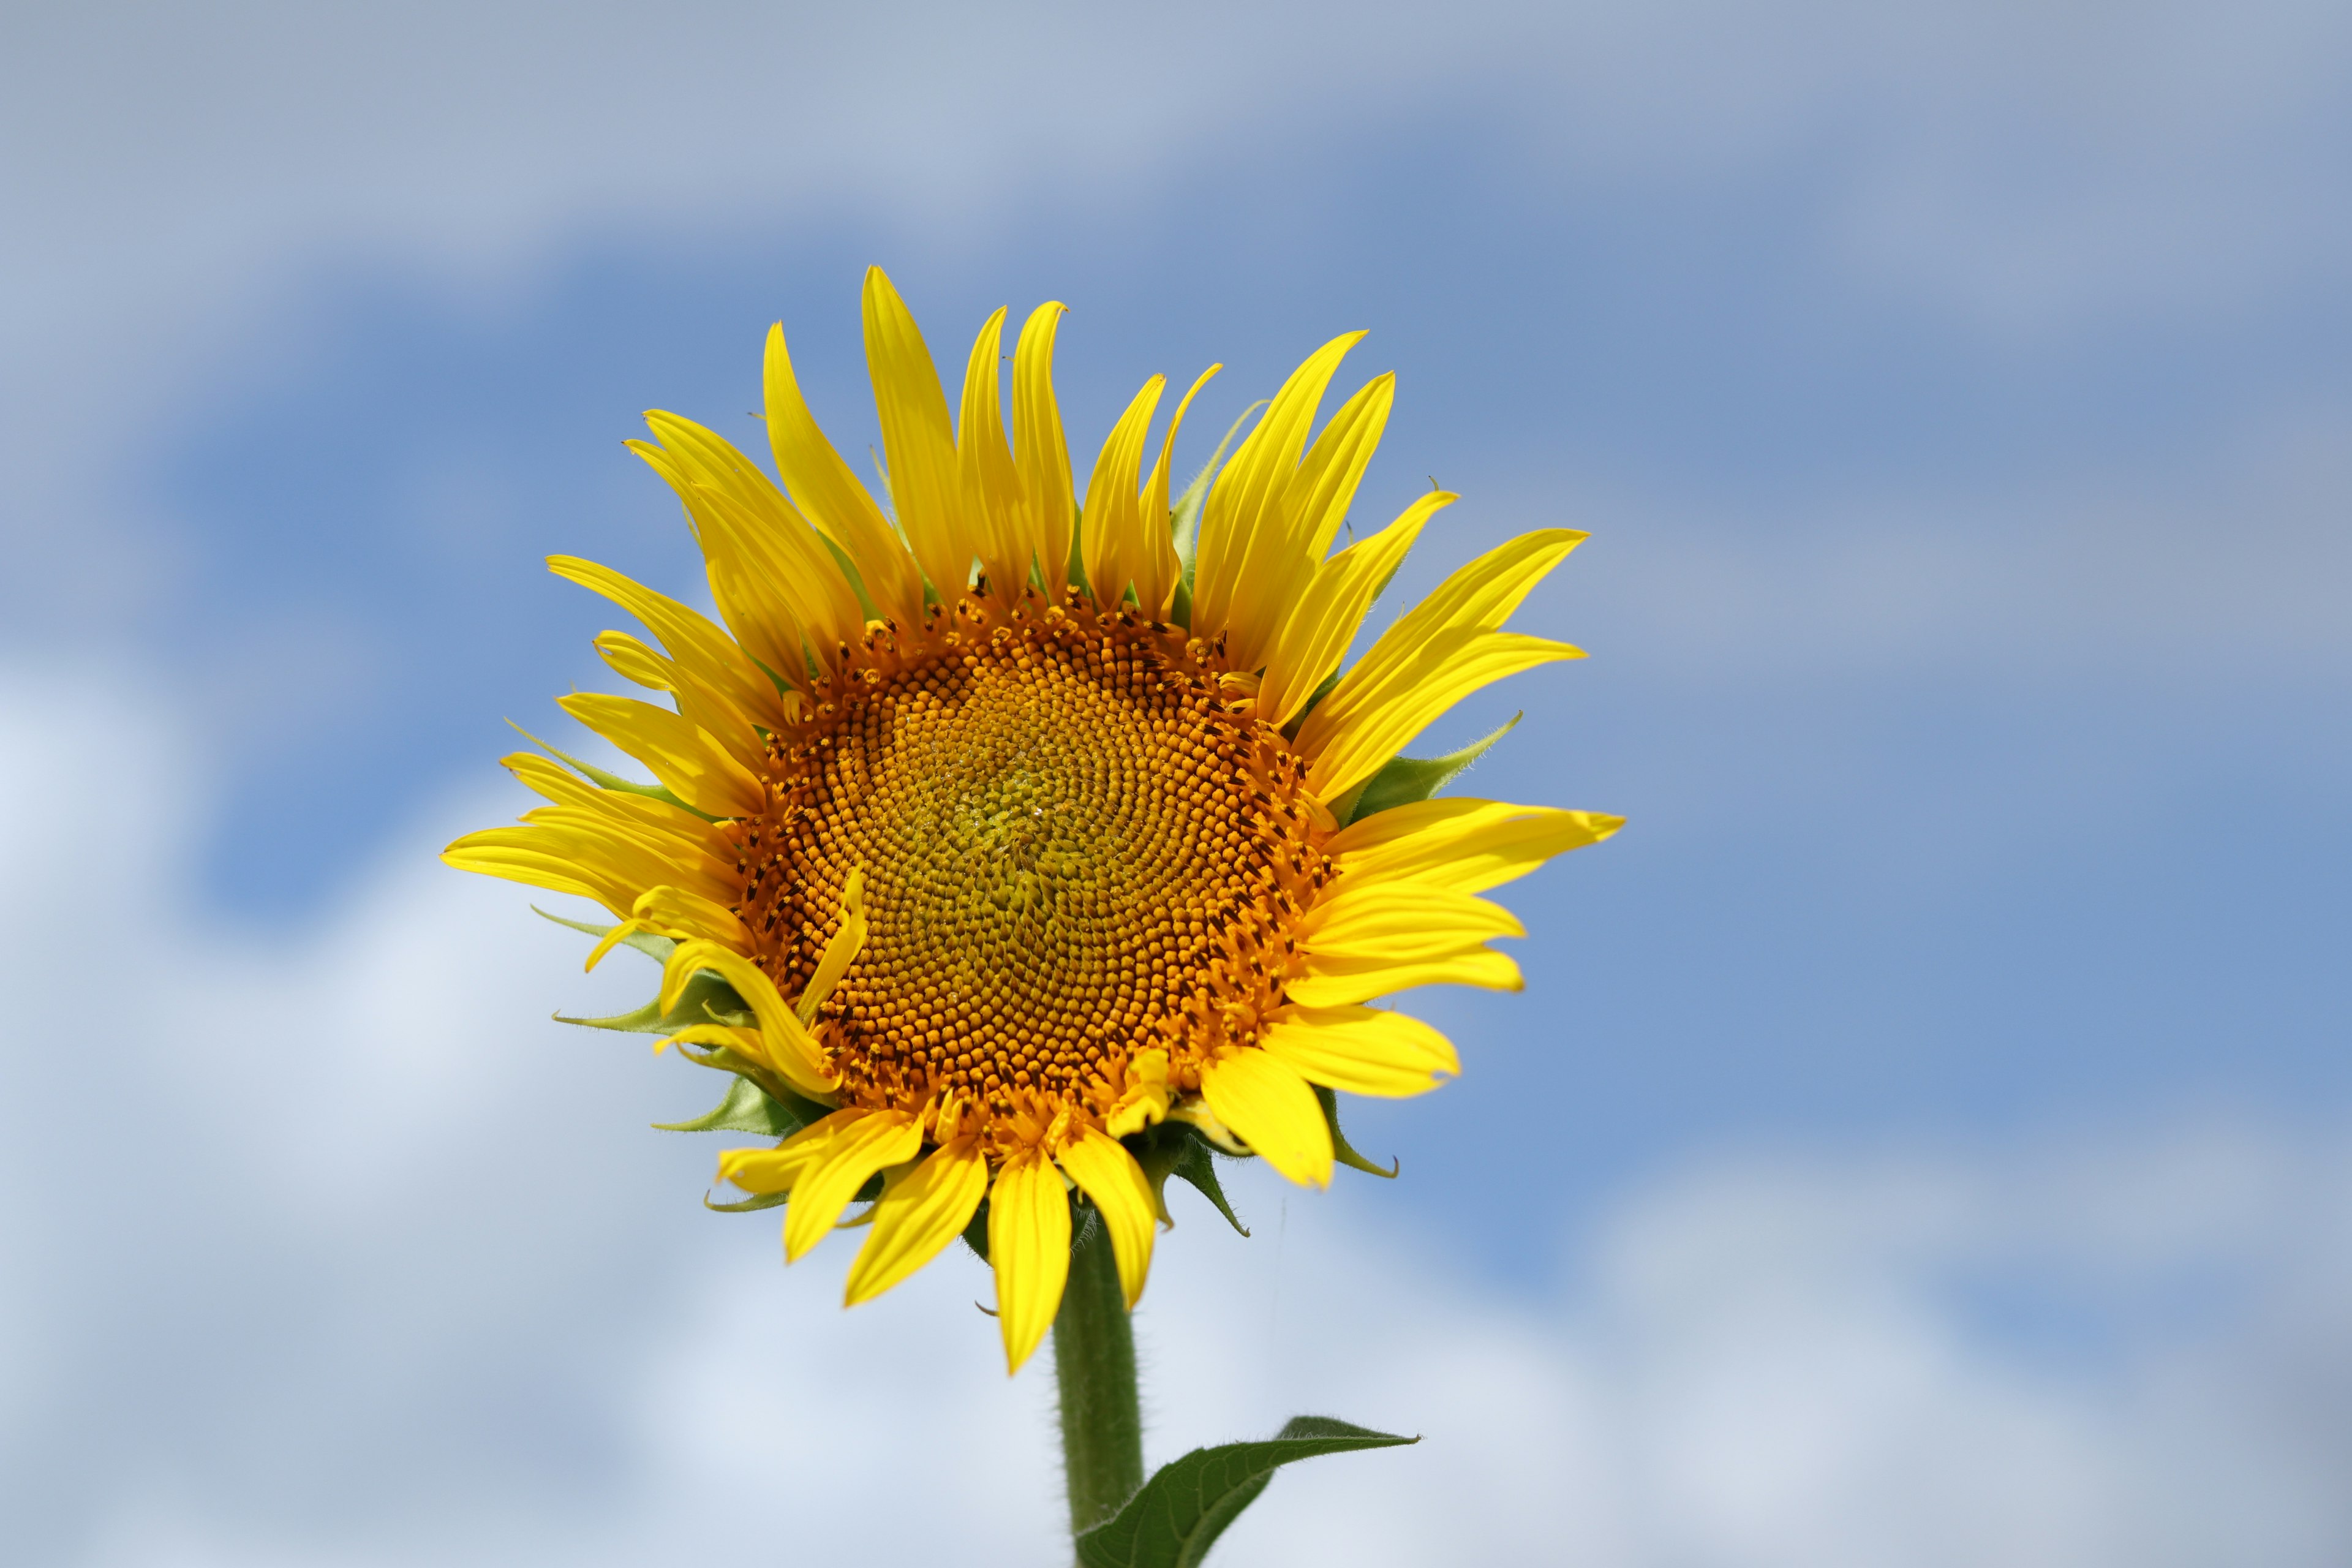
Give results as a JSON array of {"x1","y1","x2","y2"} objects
[{"x1": 445, "y1": 268, "x2": 1621, "y2": 1371}]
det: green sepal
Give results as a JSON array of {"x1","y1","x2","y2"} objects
[
  {"x1": 532, "y1": 905, "x2": 677, "y2": 965},
  {"x1": 1335, "y1": 711, "x2": 1523, "y2": 827},
  {"x1": 962, "y1": 1195, "x2": 992, "y2": 1261},
  {"x1": 653, "y1": 1074, "x2": 829, "y2": 1137},
  {"x1": 1131, "y1": 1123, "x2": 1250, "y2": 1237},
  {"x1": 704, "y1": 1187, "x2": 790, "y2": 1213},
  {"x1": 1074, "y1": 1415, "x2": 1419, "y2": 1568},
  {"x1": 1314, "y1": 1085, "x2": 1398, "y2": 1178},
  {"x1": 507, "y1": 721, "x2": 714, "y2": 821},
  {"x1": 549, "y1": 965, "x2": 743, "y2": 1036}
]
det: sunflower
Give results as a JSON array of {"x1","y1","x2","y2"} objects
[{"x1": 445, "y1": 267, "x2": 1619, "y2": 1372}]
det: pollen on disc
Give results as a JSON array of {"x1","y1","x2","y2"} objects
[{"x1": 735, "y1": 591, "x2": 1331, "y2": 1140}]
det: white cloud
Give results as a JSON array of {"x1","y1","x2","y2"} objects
[{"x1": 5, "y1": 666, "x2": 2350, "y2": 1567}]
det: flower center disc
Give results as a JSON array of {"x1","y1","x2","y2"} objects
[{"x1": 737, "y1": 594, "x2": 1332, "y2": 1127}]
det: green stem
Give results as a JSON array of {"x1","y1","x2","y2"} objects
[{"x1": 1054, "y1": 1205, "x2": 1144, "y2": 1542}]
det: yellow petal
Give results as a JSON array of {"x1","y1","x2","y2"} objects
[
  {"x1": 794, "y1": 866, "x2": 868, "y2": 1026},
  {"x1": 843, "y1": 1136, "x2": 989, "y2": 1306},
  {"x1": 660, "y1": 940, "x2": 836, "y2": 1098},
  {"x1": 957, "y1": 306, "x2": 1028, "y2": 597},
  {"x1": 1306, "y1": 630, "x2": 1582, "y2": 802},
  {"x1": 717, "y1": 1108, "x2": 862, "y2": 1194},
  {"x1": 631, "y1": 416, "x2": 858, "y2": 685},
  {"x1": 546, "y1": 555, "x2": 775, "y2": 726},
  {"x1": 1191, "y1": 331, "x2": 1365, "y2": 647},
  {"x1": 556, "y1": 692, "x2": 766, "y2": 819},
  {"x1": 631, "y1": 418, "x2": 869, "y2": 677},
  {"x1": 496, "y1": 753, "x2": 735, "y2": 859},
  {"x1": 862, "y1": 266, "x2": 971, "y2": 600},
  {"x1": 1055, "y1": 1126, "x2": 1157, "y2": 1308},
  {"x1": 781, "y1": 1109, "x2": 924, "y2": 1263},
  {"x1": 762, "y1": 320, "x2": 925, "y2": 626},
  {"x1": 1199, "y1": 1049, "x2": 1332, "y2": 1189},
  {"x1": 439, "y1": 834, "x2": 618, "y2": 911},
  {"x1": 590, "y1": 630, "x2": 768, "y2": 776},
  {"x1": 1297, "y1": 529, "x2": 1586, "y2": 797},
  {"x1": 1134, "y1": 364, "x2": 1220, "y2": 617},
  {"x1": 1299, "y1": 883, "x2": 1523, "y2": 962},
  {"x1": 1256, "y1": 490, "x2": 1448, "y2": 731},
  {"x1": 1221, "y1": 372, "x2": 1396, "y2": 669},
  {"x1": 1329, "y1": 799, "x2": 1626, "y2": 894},
  {"x1": 629, "y1": 882, "x2": 750, "y2": 948},
  {"x1": 1080, "y1": 375, "x2": 1166, "y2": 611},
  {"x1": 989, "y1": 1148, "x2": 1072, "y2": 1374},
  {"x1": 1288, "y1": 372, "x2": 1395, "y2": 560},
  {"x1": 1012, "y1": 301, "x2": 1074, "y2": 598},
  {"x1": 1257, "y1": 1005, "x2": 1460, "y2": 1098},
  {"x1": 1283, "y1": 949, "x2": 1524, "y2": 1009}
]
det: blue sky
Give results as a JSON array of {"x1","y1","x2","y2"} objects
[{"x1": 5, "y1": 4, "x2": 2350, "y2": 1563}]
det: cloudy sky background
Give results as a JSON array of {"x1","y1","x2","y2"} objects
[{"x1": 5, "y1": 3, "x2": 2350, "y2": 1562}]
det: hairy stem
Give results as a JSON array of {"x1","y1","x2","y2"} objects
[{"x1": 1054, "y1": 1206, "x2": 1144, "y2": 1542}]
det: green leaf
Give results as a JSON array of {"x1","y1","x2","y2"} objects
[
  {"x1": 1314, "y1": 1086, "x2": 1398, "y2": 1178},
  {"x1": 1074, "y1": 1416, "x2": 1419, "y2": 1568},
  {"x1": 1336, "y1": 711, "x2": 1523, "y2": 827},
  {"x1": 653, "y1": 1074, "x2": 828, "y2": 1136},
  {"x1": 1132, "y1": 1124, "x2": 1250, "y2": 1237}
]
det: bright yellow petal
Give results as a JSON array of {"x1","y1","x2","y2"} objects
[
  {"x1": 1191, "y1": 333, "x2": 1365, "y2": 658},
  {"x1": 1329, "y1": 798, "x2": 1626, "y2": 894},
  {"x1": 843, "y1": 1136, "x2": 988, "y2": 1305},
  {"x1": 989, "y1": 1148, "x2": 1072, "y2": 1374},
  {"x1": 590, "y1": 631, "x2": 768, "y2": 776},
  {"x1": 1257, "y1": 1005, "x2": 1460, "y2": 1098},
  {"x1": 1283, "y1": 949, "x2": 1524, "y2": 1009},
  {"x1": 1299, "y1": 883, "x2": 1523, "y2": 962},
  {"x1": 1289, "y1": 372, "x2": 1395, "y2": 560},
  {"x1": 1012, "y1": 301, "x2": 1074, "y2": 598},
  {"x1": 957, "y1": 306, "x2": 1029, "y2": 597},
  {"x1": 1304, "y1": 631, "x2": 1583, "y2": 803},
  {"x1": 1081, "y1": 375, "x2": 1166, "y2": 610},
  {"x1": 1199, "y1": 1049, "x2": 1332, "y2": 1189},
  {"x1": 546, "y1": 554, "x2": 775, "y2": 726},
  {"x1": 794, "y1": 866, "x2": 868, "y2": 1025},
  {"x1": 1221, "y1": 372, "x2": 1395, "y2": 669},
  {"x1": 1134, "y1": 364, "x2": 1219, "y2": 617},
  {"x1": 1296, "y1": 529, "x2": 1586, "y2": 797},
  {"x1": 621, "y1": 882, "x2": 750, "y2": 949},
  {"x1": 556, "y1": 692, "x2": 765, "y2": 819},
  {"x1": 781, "y1": 1109, "x2": 923, "y2": 1263},
  {"x1": 1055, "y1": 1126, "x2": 1156, "y2": 1308},
  {"x1": 761, "y1": 320, "x2": 925, "y2": 626},
  {"x1": 718, "y1": 1107, "x2": 862, "y2": 1194},
  {"x1": 439, "y1": 834, "x2": 618, "y2": 911},
  {"x1": 496, "y1": 753, "x2": 735, "y2": 858},
  {"x1": 630, "y1": 418, "x2": 869, "y2": 678},
  {"x1": 862, "y1": 266, "x2": 971, "y2": 600},
  {"x1": 660, "y1": 940, "x2": 837, "y2": 1098},
  {"x1": 1255, "y1": 489, "x2": 1449, "y2": 730}
]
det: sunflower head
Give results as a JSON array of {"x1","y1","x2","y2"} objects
[{"x1": 445, "y1": 267, "x2": 1621, "y2": 1371}]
